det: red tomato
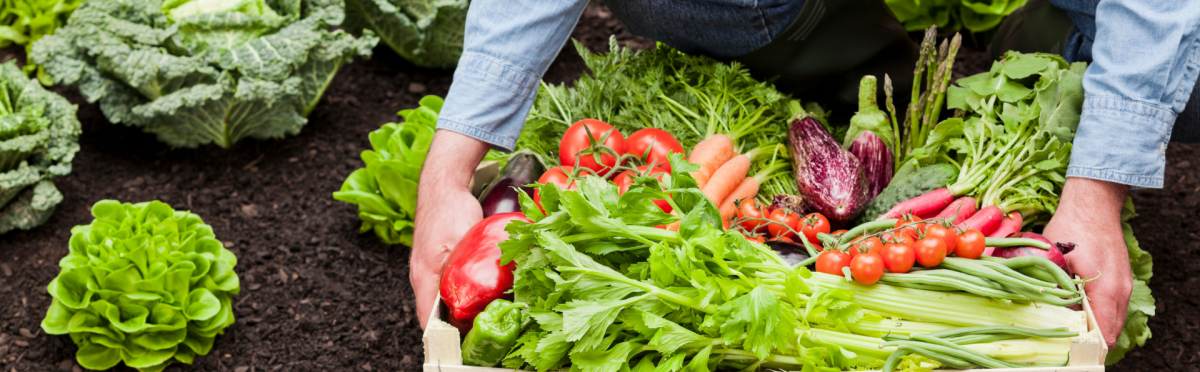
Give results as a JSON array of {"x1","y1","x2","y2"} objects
[
  {"x1": 914, "y1": 237, "x2": 947, "y2": 267},
  {"x1": 612, "y1": 166, "x2": 671, "y2": 213},
  {"x1": 924, "y1": 224, "x2": 958, "y2": 256},
  {"x1": 832, "y1": 229, "x2": 849, "y2": 236},
  {"x1": 559, "y1": 119, "x2": 626, "y2": 174},
  {"x1": 894, "y1": 217, "x2": 925, "y2": 242},
  {"x1": 955, "y1": 229, "x2": 987, "y2": 259},
  {"x1": 736, "y1": 199, "x2": 768, "y2": 233},
  {"x1": 533, "y1": 166, "x2": 577, "y2": 208},
  {"x1": 625, "y1": 128, "x2": 685, "y2": 173},
  {"x1": 816, "y1": 250, "x2": 852, "y2": 276},
  {"x1": 850, "y1": 237, "x2": 884, "y2": 260},
  {"x1": 767, "y1": 209, "x2": 800, "y2": 239},
  {"x1": 771, "y1": 236, "x2": 794, "y2": 243},
  {"x1": 743, "y1": 233, "x2": 766, "y2": 243},
  {"x1": 881, "y1": 243, "x2": 916, "y2": 273},
  {"x1": 850, "y1": 252, "x2": 885, "y2": 285},
  {"x1": 799, "y1": 213, "x2": 831, "y2": 245}
]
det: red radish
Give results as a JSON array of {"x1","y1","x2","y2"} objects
[
  {"x1": 880, "y1": 188, "x2": 955, "y2": 220},
  {"x1": 933, "y1": 197, "x2": 977, "y2": 224},
  {"x1": 955, "y1": 205, "x2": 1002, "y2": 235},
  {"x1": 983, "y1": 212, "x2": 1024, "y2": 256}
]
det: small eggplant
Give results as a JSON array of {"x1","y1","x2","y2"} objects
[
  {"x1": 788, "y1": 115, "x2": 870, "y2": 228},
  {"x1": 849, "y1": 131, "x2": 893, "y2": 200},
  {"x1": 478, "y1": 153, "x2": 544, "y2": 217}
]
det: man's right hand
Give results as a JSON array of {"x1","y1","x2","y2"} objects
[{"x1": 412, "y1": 130, "x2": 491, "y2": 329}]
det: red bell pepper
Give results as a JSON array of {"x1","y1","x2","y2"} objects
[{"x1": 439, "y1": 212, "x2": 530, "y2": 334}]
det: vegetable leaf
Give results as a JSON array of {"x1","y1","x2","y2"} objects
[{"x1": 343, "y1": 0, "x2": 467, "y2": 69}]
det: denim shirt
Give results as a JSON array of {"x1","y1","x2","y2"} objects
[
  {"x1": 1051, "y1": 0, "x2": 1200, "y2": 188},
  {"x1": 438, "y1": 0, "x2": 1200, "y2": 189}
]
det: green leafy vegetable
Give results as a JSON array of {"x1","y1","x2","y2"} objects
[
  {"x1": 41, "y1": 200, "x2": 240, "y2": 372},
  {"x1": 343, "y1": 0, "x2": 467, "y2": 69},
  {"x1": 30, "y1": 0, "x2": 378, "y2": 148},
  {"x1": 0, "y1": 60, "x2": 79, "y2": 234},
  {"x1": 1107, "y1": 197, "x2": 1154, "y2": 365},
  {"x1": 491, "y1": 155, "x2": 1082, "y2": 372},
  {"x1": 0, "y1": 0, "x2": 84, "y2": 84},
  {"x1": 521, "y1": 38, "x2": 799, "y2": 203},
  {"x1": 885, "y1": 0, "x2": 1028, "y2": 33},
  {"x1": 333, "y1": 95, "x2": 441, "y2": 245}
]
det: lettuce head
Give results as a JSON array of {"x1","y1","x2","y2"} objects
[
  {"x1": 30, "y1": 0, "x2": 379, "y2": 148},
  {"x1": 343, "y1": 0, "x2": 467, "y2": 69},
  {"x1": 42, "y1": 200, "x2": 241, "y2": 372},
  {"x1": 0, "y1": 60, "x2": 80, "y2": 234}
]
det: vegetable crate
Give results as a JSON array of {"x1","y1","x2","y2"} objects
[{"x1": 421, "y1": 283, "x2": 1108, "y2": 372}]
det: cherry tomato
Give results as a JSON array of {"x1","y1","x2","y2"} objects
[
  {"x1": 880, "y1": 243, "x2": 916, "y2": 273},
  {"x1": 816, "y1": 250, "x2": 852, "y2": 276},
  {"x1": 736, "y1": 199, "x2": 768, "y2": 234},
  {"x1": 767, "y1": 209, "x2": 800, "y2": 239},
  {"x1": 850, "y1": 252, "x2": 885, "y2": 285},
  {"x1": 882, "y1": 231, "x2": 915, "y2": 246},
  {"x1": 894, "y1": 217, "x2": 925, "y2": 242},
  {"x1": 914, "y1": 237, "x2": 947, "y2": 267},
  {"x1": 624, "y1": 128, "x2": 685, "y2": 173},
  {"x1": 559, "y1": 119, "x2": 626, "y2": 174},
  {"x1": 832, "y1": 229, "x2": 849, "y2": 236},
  {"x1": 924, "y1": 224, "x2": 958, "y2": 256},
  {"x1": 770, "y1": 236, "x2": 794, "y2": 243},
  {"x1": 955, "y1": 229, "x2": 987, "y2": 259},
  {"x1": 799, "y1": 213, "x2": 831, "y2": 244},
  {"x1": 533, "y1": 166, "x2": 577, "y2": 208},
  {"x1": 612, "y1": 166, "x2": 671, "y2": 213},
  {"x1": 850, "y1": 237, "x2": 884, "y2": 260}
]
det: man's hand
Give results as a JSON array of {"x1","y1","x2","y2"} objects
[
  {"x1": 1042, "y1": 177, "x2": 1132, "y2": 349},
  {"x1": 412, "y1": 130, "x2": 491, "y2": 329}
]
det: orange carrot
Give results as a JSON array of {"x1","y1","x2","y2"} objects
[
  {"x1": 702, "y1": 154, "x2": 750, "y2": 206},
  {"x1": 718, "y1": 177, "x2": 761, "y2": 221},
  {"x1": 688, "y1": 135, "x2": 735, "y2": 188}
]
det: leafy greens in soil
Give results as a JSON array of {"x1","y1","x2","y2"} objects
[
  {"x1": 0, "y1": 0, "x2": 84, "y2": 83},
  {"x1": 517, "y1": 38, "x2": 800, "y2": 202},
  {"x1": 41, "y1": 200, "x2": 241, "y2": 372},
  {"x1": 333, "y1": 95, "x2": 441, "y2": 246},
  {"x1": 343, "y1": 0, "x2": 467, "y2": 69},
  {"x1": 0, "y1": 59, "x2": 79, "y2": 234},
  {"x1": 30, "y1": 0, "x2": 378, "y2": 149}
]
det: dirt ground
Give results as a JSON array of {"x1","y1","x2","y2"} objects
[{"x1": 0, "y1": 2, "x2": 1196, "y2": 371}]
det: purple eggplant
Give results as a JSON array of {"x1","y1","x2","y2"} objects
[
  {"x1": 768, "y1": 194, "x2": 806, "y2": 215},
  {"x1": 788, "y1": 116, "x2": 870, "y2": 228},
  {"x1": 849, "y1": 131, "x2": 894, "y2": 200},
  {"x1": 479, "y1": 153, "x2": 544, "y2": 217}
]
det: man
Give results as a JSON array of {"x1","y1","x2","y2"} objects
[{"x1": 411, "y1": 0, "x2": 1200, "y2": 353}]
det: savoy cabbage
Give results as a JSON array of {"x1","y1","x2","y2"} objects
[
  {"x1": 30, "y1": 0, "x2": 379, "y2": 148},
  {"x1": 0, "y1": 60, "x2": 80, "y2": 234},
  {"x1": 343, "y1": 0, "x2": 467, "y2": 69}
]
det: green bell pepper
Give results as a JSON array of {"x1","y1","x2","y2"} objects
[{"x1": 461, "y1": 299, "x2": 525, "y2": 367}]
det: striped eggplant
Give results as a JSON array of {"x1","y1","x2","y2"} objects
[
  {"x1": 788, "y1": 115, "x2": 869, "y2": 228},
  {"x1": 849, "y1": 131, "x2": 893, "y2": 200}
]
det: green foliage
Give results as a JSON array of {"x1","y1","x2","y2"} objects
[
  {"x1": 333, "y1": 95, "x2": 441, "y2": 246},
  {"x1": 29, "y1": 0, "x2": 379, "y2": 148},
  {"x1": 41, "y1": 200, "x2": 240, "y2": 372},
  {"x1": 1106, "y1": 197, "x2": 1155, "y2": 365},
  {"x1": 903, "y1": 51, "x2": 1086, "y2": 224},
  {"x1": 0, "y1": 60, "x2": 79, "y2": 234},
  {"x1": 343, "y1": 0, "x2": 467, "y2": 69},
  {"x1": 0, "y1": 0, "x2": 83, "y2": 84},
  {"x1": 521, "y1": 38, "x2": 800, "y2": 202},
  {"x1": 886, "y1": 0, "x2": 1028, "y2": 33}
]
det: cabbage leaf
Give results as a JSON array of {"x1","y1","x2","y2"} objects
[
  {"x1": 0, "y1": 60, "x2": 80, "y2": 234},
  {"x1": 30, "y1": 0, "x2": 379, "y2": 148},
  {"x1": 343, "y1": 0, "x2": 467, "y2": 69}
]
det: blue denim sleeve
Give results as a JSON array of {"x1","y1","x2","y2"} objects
[
  {"x1": 1067, "y1": 0, "x2": 1200, "y2": 188},
  {"x1": 435, "y1": 0, "x2": 588, "y2": 151}
]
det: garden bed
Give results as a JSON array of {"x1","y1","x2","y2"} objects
[{"x1": 0, "y1": 2, "x2": 1196, "y2": 371}]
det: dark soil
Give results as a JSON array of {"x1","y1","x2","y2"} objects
[{"x1": 0, "y1": 3, "x2": 1195, "y2": 372}]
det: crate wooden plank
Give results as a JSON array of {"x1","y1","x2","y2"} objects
[{"x1": 423, "y1": 279, "x2": 1107, "y2": 371}]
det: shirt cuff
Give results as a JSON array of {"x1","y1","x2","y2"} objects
[
  {"x1": 1066, "y1": 95, "x2": 1176, "y2": 188},
  {"x1": 435, "y1": 51, "x2": 543, "y2": 152}
]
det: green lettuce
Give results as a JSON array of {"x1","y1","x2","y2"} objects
[
  {"x1": 0, "y1": 0, "x2": 85, "y2": 84},
  {"x1": 343, "y1": 0, "x2": 467, "y2": 69},
  {"x1": 0, "y1": 60, "x2": 80, "y2": 234},
  {"x1": 333, "y1": 95, "x2": 441, "y2": 245},
  {"x1": 30, "y1": 0, "x2": 379, "y2": 148},
  {"x1": 41, "y1": 200, "x2": 241, "y2": 372},
  {"x1": 885, "y1": 0, "x2": 1027, "y2": 33}
]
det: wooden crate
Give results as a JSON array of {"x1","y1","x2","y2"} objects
[{"x1": 423, "y1": 282, "x2": 1107, "y2": 372}]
